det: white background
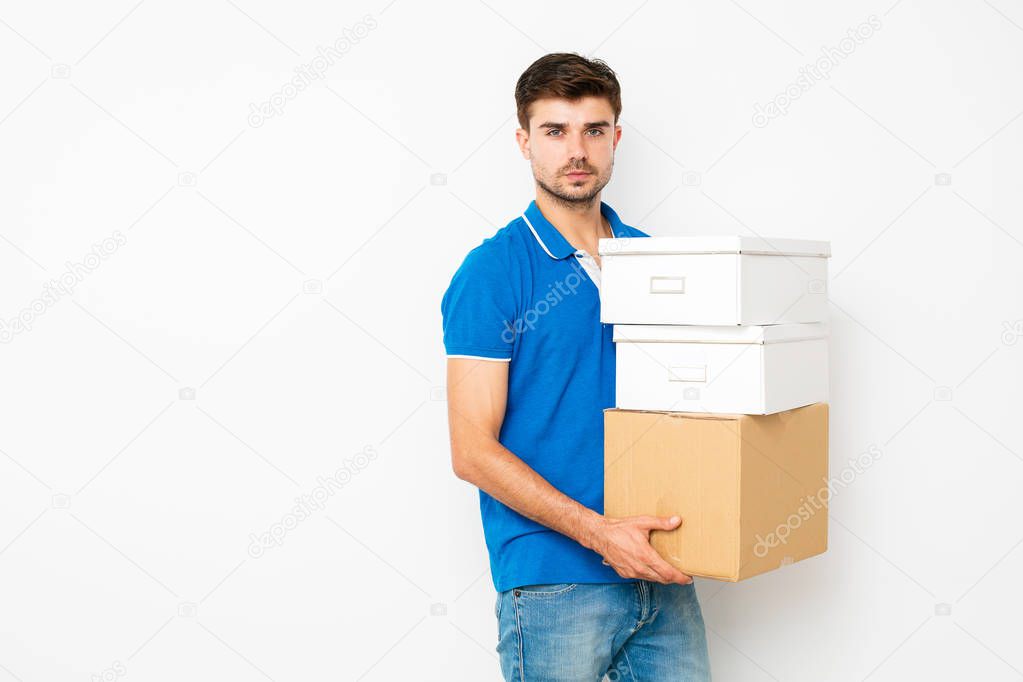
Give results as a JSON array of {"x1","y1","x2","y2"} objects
[{"x1": 1, "y1": 1, "x2": 1022, "y2": 680}]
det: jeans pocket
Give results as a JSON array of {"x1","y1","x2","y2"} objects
[{"x1": 513, "y1": 582, "x2": 579, "y2": 597}]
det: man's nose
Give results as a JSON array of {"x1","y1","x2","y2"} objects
[{"x1": 567, "y1": 132, "x2": 587, "y2": 162}]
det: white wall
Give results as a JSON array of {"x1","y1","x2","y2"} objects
[{"x1": 1, "y1": 1, "x2": 1021, "y2": 680}]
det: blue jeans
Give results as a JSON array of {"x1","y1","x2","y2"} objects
[{"x1": 496, "y1": 581, "x2": 711, "y2": 681}]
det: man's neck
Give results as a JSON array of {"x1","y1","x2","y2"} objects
[{"x1": 534, "y1": 188, "x2": 612, "y2": 257}]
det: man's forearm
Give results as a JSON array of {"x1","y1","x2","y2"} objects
[{"x1": 456, "y1": 437, "x2": 605, "y2": 552}]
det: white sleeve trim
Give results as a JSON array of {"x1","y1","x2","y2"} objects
[{"x1": 446, "y1": 354, "x2": 511, "y2": 362}]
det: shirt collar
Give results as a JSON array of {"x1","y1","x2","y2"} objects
[{"x1": 521, "y1": 199, "x2": 626, "y2": 260}]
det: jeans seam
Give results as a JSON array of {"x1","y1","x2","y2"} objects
[
  {"x1": 622, "y1": 645, "x2": 637, "y2": 681},
  {"x1": 513, "y1": 591, "x2": 525, "y2": 682},
  {"x1": 495, "y1": 592, "x2": 503, "y2": 649}
]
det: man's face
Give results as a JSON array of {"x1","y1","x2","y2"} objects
[{"x1": 516, "y1": 96, "x2": 622, "y2": 206}]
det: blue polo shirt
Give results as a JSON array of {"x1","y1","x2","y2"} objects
[{"x1": 440, "y1": 199, "x2": 650, "y2": 592}]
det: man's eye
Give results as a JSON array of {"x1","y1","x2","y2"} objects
[
  {"x1": 547, "y1": 129, "x2": 562, "y2": 136},
  {"x1": 586, "y1": 128, "x2": 604, "y2": 136}
]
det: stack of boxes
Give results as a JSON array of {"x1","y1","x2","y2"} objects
[{"x1": 598, "y1": 235, "x2": 831, "y2": 582}]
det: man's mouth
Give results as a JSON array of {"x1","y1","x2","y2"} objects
[{"x1": 565, "y1": 171, "x2": 592, "y2": 180}]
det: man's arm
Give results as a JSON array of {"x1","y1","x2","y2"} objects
[{"x1": 446, "y1": 357, "x2": 692, "y2": 585}]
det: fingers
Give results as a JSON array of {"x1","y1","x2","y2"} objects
[
  {"x1": 646, "y1": 552, "x2": 693, "y2": 584},
  {"x1": 633, "y1": 515, "x2": 683, "y2": 531},
  {"x1": 643, "y1": 562, "x2": 676, "y2": 584},
  {"x1": 603, "y1": 557, "x2": 659, "y2": 582},
  {"x1": 627, "y1": 563, "x2": 663, "y2": 582},
  {"x1": 609, "y1": 560, "x2": 691, "y2": 584},
  {"x1": 607, "y1": 552, "x2": 688, "y2": 584}
]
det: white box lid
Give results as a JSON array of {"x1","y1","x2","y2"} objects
[
  {"x1": 598, "y1": 235, "x2": 831, "y2": 258},
  {"x1": 613, "y1": 322, "x2": 829, "y2": 345}
]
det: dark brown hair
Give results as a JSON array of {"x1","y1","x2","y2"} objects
[{"x1": 514, "y1": 53, "x2": 622, "y2": 130}]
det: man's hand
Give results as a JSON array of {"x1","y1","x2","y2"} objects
[{"x1": 588, "y1": 515, "x2": 693, "y2": 585}]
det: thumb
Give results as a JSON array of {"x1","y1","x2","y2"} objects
[
  {"x1": 636, "y1": 515, "x2": 682, "y2": 530},
  {"x1": 659, "y1": 515, "x2": 682, "y2": 530}
]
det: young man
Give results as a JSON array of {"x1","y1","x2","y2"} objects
[{"x1": 441, "y1": 53, "x2": 711, "y2": 681}]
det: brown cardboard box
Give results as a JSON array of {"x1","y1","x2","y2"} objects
[{"x1": 604, "y1": 403, "x2": 829, "y2": 581}]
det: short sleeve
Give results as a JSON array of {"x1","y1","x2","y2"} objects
[{"x1": 440, "y1": 245, "x2": 516, "y2": 361}]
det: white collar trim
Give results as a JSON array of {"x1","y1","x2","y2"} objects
[
  {"x1": 521, "y1": 212, "x2": 557, "y2": 259},
  {"x1": 521, "y1": 211, "x2": 618, "y2": 260}
]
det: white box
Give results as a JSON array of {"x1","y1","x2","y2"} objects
[
  {"x1": 613, "y1": 322, "x2": 829, "y2": 415},
  {"x1": 598, "y1": 236, "x2": 831, "y2": 325}
]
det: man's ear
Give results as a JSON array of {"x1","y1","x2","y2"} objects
[
  {"x1": 612, "y1": 124, "x2": 622, "y2": 151},
  {"x1": 515, "y1": 127, "x2": 531, "y2": 160}
]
